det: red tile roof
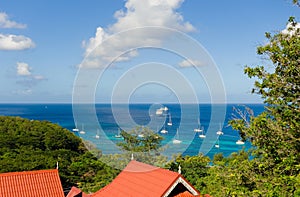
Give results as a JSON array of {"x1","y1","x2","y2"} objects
[
  {"x1": 92, "y1": 160, "x2": 200, "y2": 197},
  {"x1": 67, "y1": 186, "x2": 92, "y2": 197},
  {"x1": 0, "y1": 169, "x2": 64, "y2": 197}
]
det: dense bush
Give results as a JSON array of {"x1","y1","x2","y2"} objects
[{"x1": 0, "y1": 116, "x2": 119, "y2": 193}]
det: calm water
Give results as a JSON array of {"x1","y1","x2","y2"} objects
[{"x1": 0, "y1": 103, "x2": 264, "y2": 158}]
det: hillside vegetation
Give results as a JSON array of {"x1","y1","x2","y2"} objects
[{"x1": 0, "y1": 116, "x2": 119, "y2": 193}]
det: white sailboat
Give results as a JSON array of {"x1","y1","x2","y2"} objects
[
  {"x1": 216, "y1": 123, "x2": 224, "y2": 135},
  {"x1": 199, "y1": 126, "x2": 206, "y2": 138},
  {"x1": 79, "y1": 124, "x2": 86, "y2": 134},
  {"x1": 156, "y1": 106, "x2": 168, "y2": 116},
  {"x1": 138, "y1": 126, "x2": 145, "y2": 138},
  {"x1": 167, "y1": 113, "x2": 172, "y2": 126},
  {"x1": 173, "y1": 128, "x2": 182, "y2": 144},
  {"x1": 95, "y1": 129, "x2": 100, "y2": 139},
  {"x1": 215, "y1": 137, "x2": 220, "y2": 148},
  {"x1": 115, "y1": 128, "x2": 122, "y2": 138},
  {"x1": 138, "y1": 133, "x2": 144, "y2": 138},
  {"x1": 160, "y1": 124, "x2": 168, "y2": 134},
  {"x1": 194, "y1": 118, "x2": 203, "y2": 132},
  {"x1": 72, "y1": 122, "x2": 79, "y2": 132},
  {"x1": 156, "y1": 108, "x2": 163, "y2": 116},
  {"x1": 72, "y1": 127, "x2": 79, "y2": 132},
  {"x1": 236, "y1": 139, "x2": 245, "y2": 145},
  {"x1": 199, "y1": 133, "x2": 206, "y2": 138}
]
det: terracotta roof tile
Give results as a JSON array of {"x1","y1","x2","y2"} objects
[
  {"x1": 67, "y1": 186, "x2": 92, "y2": 197},
  {"x1": 93, "y1": 160, "x2": 200, "y2": 197},
  {"x1": 67, "y1": 186, "x2": 82, "y2": 197},
  {"x1": 0, "y1": 169, "x2": 64, "y2": 197}
]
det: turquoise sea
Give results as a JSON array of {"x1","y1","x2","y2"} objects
[{"x1": 0, "y1": 103, "x2": 265, "y2": 158}]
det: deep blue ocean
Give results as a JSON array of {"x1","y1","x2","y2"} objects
[{"x1": 0, "y1": 103, "x2": 265, "y2": 158}]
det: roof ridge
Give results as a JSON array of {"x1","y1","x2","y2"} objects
[
  {"x1": 123, "y1": 160, "x2": 174, "y2": 173},
  {"x1": 92, "y1": 161, "x2": 184, "y2": 197},
  {"x1": 0, "y1": 169, "x2": 58, "y2": 176}
]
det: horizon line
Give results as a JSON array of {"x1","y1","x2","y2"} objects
[{"x1": 0, "y1": 102, "x2": 264, "y2": 105}]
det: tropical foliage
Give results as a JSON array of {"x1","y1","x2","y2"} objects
[
  {"x1": 0, "y1": 116, "x2": 119, "y2": 193},
  {"x1": 166, "y1": 16, "x2": 300, "y2": 196},
  {"x1": 230, "y1": 17, "x2": 300, "y2": 196},
  {"x1": 101, "y1": 127, "x2": 168, "y2": 169}
]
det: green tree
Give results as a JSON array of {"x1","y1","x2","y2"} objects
[
  {"x1": 0, "y1": 116, "x2": 119, "y2": 193},
  {"x1": 67, "y1": 151, "x2": 119, "y2": 193},
  {"x1": 117, "y1": 126, "x2": 163, "y2": 153},
  {"x1": 293, "y1": 0, "x2": 300, "y2": 7},
  {"x1": 165, "y1": 151, "x2": 258, "y2": 196},
  {"x1": 230, "y1": 17, "x2": 300, "y2": 196},
  {"x1": 203, "y1": 151, "x2": 258, "y2": 196},
  {"x1": 107, "y1": 126, "x2": 167, "y2": 168},
  {"x1": 166, "y1": 154, "x2": 210, "y2": 192}
]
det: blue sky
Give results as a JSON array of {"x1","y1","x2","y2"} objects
[{"x1": 0, "y1": 0, "x2": 299, "y2": 103}]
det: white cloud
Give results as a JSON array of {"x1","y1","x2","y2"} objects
[
  {"x1": 81, "y1": 0, "x2": 195, "y2": 68},
  {"x1": 82, "y1": 27, "x2": 107, "y2": 56},
  {"x1": 0, "y1": 34, "x2": 35, "y2": 50},
  {"x1": 0, "y1": 12, "x2": 26, "y2": 29},
  {"x1": 0, "y1": 12, "x2": 34, "y2": 51},
  {"x1": 179, "y1": 59, "x2": 203, "y2": 67},
  {"x1": 13, "y1": 89, "x2": 33, "y2": 95},
  {"x1": 108, "y1": 0, "x2": 195, "y2": 33},
  {"x1": 17, "y1": 62, "x2": 31, "y2": 76},
  {"x1": 33, "y1": 75, "x2": 46, "y2": 80},
  {"x1": 16, "y1": 62, "x2": 46, "y2": 87}
]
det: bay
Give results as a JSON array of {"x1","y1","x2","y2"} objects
[{"x1": 0, "y1": 103, "x2": 265, "y2": 158}]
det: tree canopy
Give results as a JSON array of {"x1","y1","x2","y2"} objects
[
  {"x1": 101, "y1": 127, "x2": 167, "y2": 169},
  {"x1": 117, "y1": 126, "x2": 163, "y2": 153},
  {"x1": 229, "y1": 17, "x2": 300, "y2": 196},
  {"x1": 166, "y1": 16, "x2": 300, "y2": 196},
  {"x1": 0, "y1": 116, "x2": 119, "y2": 193}
]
